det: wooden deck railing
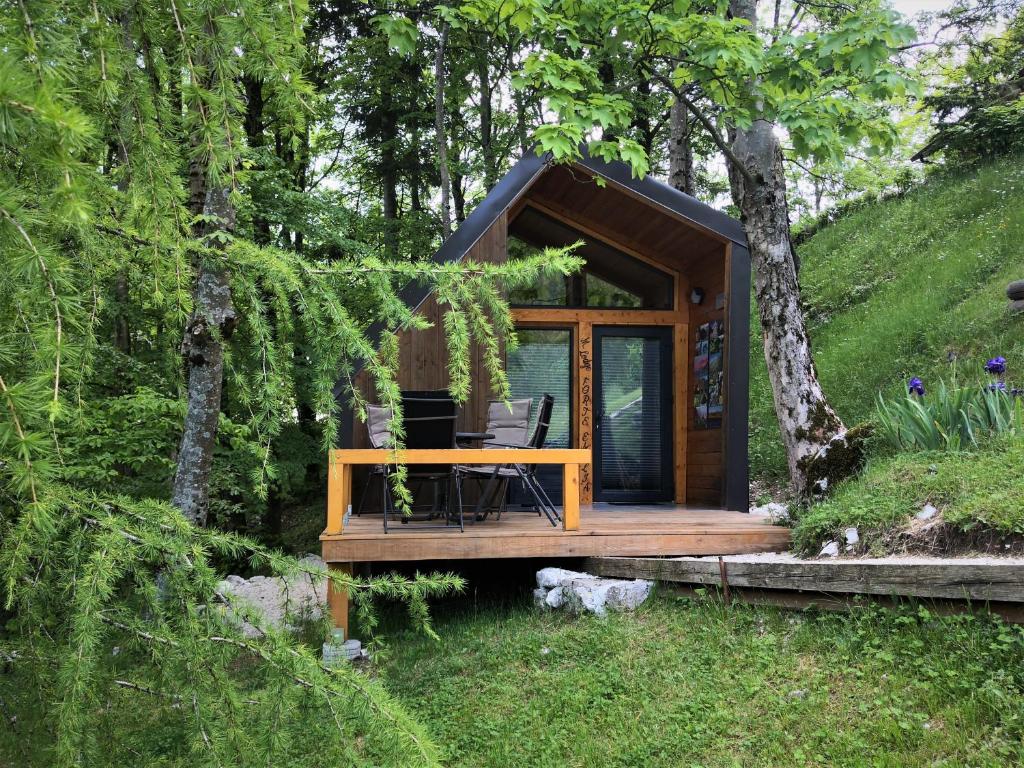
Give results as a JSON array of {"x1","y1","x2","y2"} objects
[{"x1": 325, "y1": 448, "x2": 592, "y2": 534}]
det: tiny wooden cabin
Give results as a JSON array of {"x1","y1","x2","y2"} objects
[{"x1": 338, "y1": 150, "x2": 751, "y2": 513}]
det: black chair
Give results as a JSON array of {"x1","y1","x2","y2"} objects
[
  {"x1": 382, "y1": 390, "x2": 464, "y2": 533},
  {"x1": 517, "y1": 394, "x2": 560, "y2": 523},
  {"x1": 457, "y1": 394, "x2": 559, "y2": 526}
]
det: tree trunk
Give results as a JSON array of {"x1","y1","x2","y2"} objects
[
  {"x1": 475, "y1": 38, "x2": 497, "y2": 191},
  {"x1": 435, "y1": 23, "x2": 452, "y2": 240},
  {"x1": 381, "y1": 162, "x2": 398, "y2": 255},
  {"x1": 243, "y1": 74, "x2": 272, "y2": 245},
  {"x1": 511, "y1": 44, "x2": 530, "y2": 157},
  {"x1": 410, "y1": 124, "x2": 423, "y2": 213},
  {"x1": 668, "y1": 98, "x2": 696, "y2": 196},
  {"x1": 597, "y1": 59, "x2": 616, "y2": 142},
  {"x1": 451, "y1": 169, "x2": 466, "y2": 224},
  {"x1": 375, "y1": 66, "x2": 401, "y2": 259},
  {"x1": 175, "y1": 65, "x2": 236, "y2": 526},
  {"x1": 171, "y1": 186, "x2": 237, "y2": 526},
  {"x1": 727, "y1": 0, "x2": 862, "y2": 497},
  {"x1": 631, "y1": 77, "x2": 656, "y2": 156}
]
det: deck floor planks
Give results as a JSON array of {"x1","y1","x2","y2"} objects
[{"x1": 321, "y1": 506, "x2": 790, "y2": 562}]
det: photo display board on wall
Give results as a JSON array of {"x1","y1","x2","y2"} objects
[{"x1": 693, "y1": 320, "x2": 724, "y2": 429}]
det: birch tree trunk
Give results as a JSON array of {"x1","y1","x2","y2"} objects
[
  {"x1": 668, "y1": 98, "x2": 696, "y2": 196},
  {"x1": 727, "y1": 0, "x2": 864, "y2": 497},
  {"x1": 171, "y1": 185, "x2": 237, "y2": 526}
]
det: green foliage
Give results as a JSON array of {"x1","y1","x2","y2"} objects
[
  {"x1": 0, "y1": 0, "x2": 581, "y2": 764},
  {"x1": 791, "y1": 437, "x2": 1024, "y2": 553},
  {"x1": 395, "y1": 0, "x2": 919, "y2": 175},
  {"x1": 0, "y1": 482, "x2": 463, "y2": 767},
  {"x1": 750, "y1": 155, "x2": 1024, "y2": 479},
  {"x1": 875, "y1": 381, "x2": 1022, "y2": 452},
  {"x1": 379, "y1": 594, "x2": 1024, "y2": 766},
  {"x1": 916, "y1": 4, "x2": 1024, "y2": 163}
]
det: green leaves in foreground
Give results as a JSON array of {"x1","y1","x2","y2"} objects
[{"x1": 0, "y1": 484, "x2": 463, "y2": 768}]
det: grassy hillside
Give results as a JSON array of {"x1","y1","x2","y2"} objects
[
  {"x1": 749, "y1": 156, "x2": 1024, "y2": 481},
  {"x1": 380, "y1": 595, "x2": 1024, "y2": 767},
  {"x1": 792, "y1": 437, "x2": 1024, "y2": 554}
]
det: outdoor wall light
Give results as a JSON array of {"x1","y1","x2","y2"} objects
[{"x1": 690, "y1": 287, "x2": 705, "y2": 305}]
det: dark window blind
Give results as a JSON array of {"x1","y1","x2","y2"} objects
[
  {"x1": 507, "y1": 329, "x2": 572, "y2": 448},
  {"x1": 598, "y1": 336, "x2": 663, "y2": 492}
]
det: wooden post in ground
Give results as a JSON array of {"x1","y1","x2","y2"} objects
[
  {"x1": 562, "y1": 463, "x2": 580, "y2": 531},
  {"x1": 326, "y1": 453, "x2": 351, "y2": 535},
  {"x1": 327, "y1": 562, "x2": 353, "y2": 638}
]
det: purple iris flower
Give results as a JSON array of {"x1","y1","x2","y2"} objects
[
  {"x1": 989, "y1": 381, "x2": 1007, "y2": 392},
  {"x1": 985, "y1": 356, "x2": 1007, "y2": 375},
  {"x1": 908, "y1": 377, "x2": 925, "y2": 396}
]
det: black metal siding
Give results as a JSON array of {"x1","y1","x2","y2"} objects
[{"x1": 723, "y1": 243, "x2": 751, "y2": 511}]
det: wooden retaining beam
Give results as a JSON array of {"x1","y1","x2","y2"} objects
[
  {"x1": 584, "y1": 555, "x2": 1024, "y2": 604},
  {"x1": 658, "y1": 584, "x2": 1024, "y2": 624}
]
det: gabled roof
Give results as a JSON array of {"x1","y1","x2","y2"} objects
[
  {"x1": 335, "y1": 149, "x2": 746, "y2": 396},
  {"x1": 400, "y1": 148, "x2": 746, "y2": 317}
]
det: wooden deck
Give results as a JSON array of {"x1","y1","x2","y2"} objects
[{"x1": 320, "y1": 505, "x2": 790, "y2": 563}]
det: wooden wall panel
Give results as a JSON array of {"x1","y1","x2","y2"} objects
[
  {"x1": 576, "y1": 321, "x2": 594, "y2": 504},
  {"x1": 685, "y1": 250, "x2": 727, "y2": 505},
  {"x1": 351, "y1": 212, "x2": 508, "y2": 447},
  {"x1": 348, "y1": 172, "x2": 740, "y2": 514}
]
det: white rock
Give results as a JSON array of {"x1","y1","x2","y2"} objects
[
  {"x1": 545, "y1": 586, "x2": 566, "y2": 609},
  {"x1": 604, "y1": 579, "x2": 652, "y2": 612},
  {"x1": 749, "y1": 502, "x2": 790, "y2": 523},
  {"x1": 916, "y1": 503, "x2": 938, "y2": 521},
  {"x1": 323, "y1": 637, "x2": 362, "y2": 666},
  {"x1": 819, "y1": 541, "x2": 840, "y2": 558},
  {"x1": 534, "y1": 568, "x2": 652, "y2": 616},
  {"x1": 537, "y1": 567, "x2": 593, "y2": 589},
  {"x1": 216, "y1": 564, "x2": 328, "y2": 638},
  {"x1": 844, "y1": 527, "x2": 860, "y2": 546},
  {"x1": 533, "y1": 587, "x2": 550, "y2": 609},
  {"x1": 343, "y1": 639, "x2": 362, "y2": 659},
  {"x1": 560, "y1": 579, "x2": 608, "y2": 616}
]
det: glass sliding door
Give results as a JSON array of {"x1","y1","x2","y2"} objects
[
  {"x1": 507, "y1": 328, "x2": 573, "y2": 501},
  {"x1": 593, "y1": 326, "x2": 674, "y2": 503}
]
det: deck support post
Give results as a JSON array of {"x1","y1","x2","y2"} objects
[
  {"x1": 562, "y1": 463, "x2": 580, "y2": 531},
  {"x1": 327, "y1": 562, "x2": 353, "y2": 637},
  {"x1": 326, "y1": 454, "x2": 350, "y2": 535}
]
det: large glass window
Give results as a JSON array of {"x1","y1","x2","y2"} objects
[
  {"x1": 507, "y1": 206, "x2": 674, "y2": 310},
  {"x1": 506, "y1": 327, "x2": 573, "y2": 504},
  {"x1": 594, "y1": 329, "x2": 673, "y2": 500},
  {"x1": 506, "y1": 328, "x2": 572, "y2": 448}
]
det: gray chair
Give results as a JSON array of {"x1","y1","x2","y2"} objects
[
  {"x1": 485, "y1": 399, "x2": 533, "y2": 447},
  {"x1": 457, "y1": 396, "x2": 559, "y2": 525},
  {"x1": 456, "y1": 399, "x2": 531, "y2": 519},
  {"x1": 354, "y1": 404, "x2": 392, "y2": 516}
]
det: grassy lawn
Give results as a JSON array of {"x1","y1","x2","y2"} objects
[
  {"x1": 792, "y1": 437, "x2": 1024, "y2": 554},
  {"x1": 380, "y1": 593, "x2": 1024, "y2": 767},
  {"x1": 750, "y1": 156, "x2": 1024, "y2": 480}
]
